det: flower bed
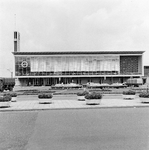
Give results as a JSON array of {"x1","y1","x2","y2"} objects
[
  {"x1": 3, "y1": 92, "x2": 17, "y2": 102},
  {"x1": 10, "y1": 92, "x2": 17, "y2": 102},
  {"x1": 122, "y1": 90, "x2": 136, "y2": 99},
  {"x1": 85, "y1": 92, "x2": 102, "y2": 105},
  {"x1": 38, "y1": 93, "x2": 53, "y2": 104},
  {"x1": 0, "y1": 95, "x2": 11, "y2": 108},
  {"x1": 139, "y1": 92, "x2": 149, "y2": 103},
  {"x1": 77, "y1": 91, "x2": 89, "y2": 101}
]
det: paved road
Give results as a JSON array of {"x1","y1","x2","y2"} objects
[
  {"x1": 0, "y1": 111, "x2": 38, "y2": 150},
  {"x1": 0, "y1": 108, "x2": 149, "y2": 150}
]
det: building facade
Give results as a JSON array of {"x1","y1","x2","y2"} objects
[
  {"x1": 12, "y1": 31, "x2": 144, "y2": 86},
  {"x1": 13, "y1": 50, "x2": 144, "y2": 86}
]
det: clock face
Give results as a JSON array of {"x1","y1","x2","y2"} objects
[{"x1": 21, "y1": 61, "x2": 28, "y2": 68}]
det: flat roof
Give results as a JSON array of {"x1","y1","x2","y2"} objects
[{"x1": 12, "y1": 50, "x2": 145, "y2": 55}]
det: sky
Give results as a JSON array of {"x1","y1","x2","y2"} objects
[{"x1": 0, "y1": 0, "x2": 149, "y2": 77}]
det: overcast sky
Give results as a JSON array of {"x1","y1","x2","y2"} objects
[{"x1": 0, "y1": 0, "x2": 149, "y2": 77}]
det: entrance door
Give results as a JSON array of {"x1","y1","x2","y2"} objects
[{"x1": 33, "y1": 78, "x2": 43, "y2": 86}]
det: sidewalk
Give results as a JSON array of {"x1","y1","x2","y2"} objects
[{"x1": 1, "y1": 97, "x2": 149, "y2": 112}]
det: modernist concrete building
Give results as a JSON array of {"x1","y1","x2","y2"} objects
[{"x1": 12, "y1": 32, "x2": 145, "y2": 86}]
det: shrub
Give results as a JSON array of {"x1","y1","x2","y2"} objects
[
  {"x1": 38, "y1": 93, "x2": 53, "y2": 99},
  {"x1": 123, "y1": 90, "x2": 136, "y2": 95},
  {"x1": 77, "y1": 91, "x2": 89, "y2": 96},
  {"x1": 3, "y1": 92, "x2": 17, "y2": 97},
  {"x1": 10, "y1": 92, "x2": 17, "y2": 97},
  {"x1": 3, "y1": 93, "x2": 10, "y2": 96},
  {"x1": 0, "y1": 95, "x2": 12, "y2": 102},
  {"x1": 139, "y1": 92, "x2": 149, "y2": 98},
  {"x1": 85, "y1": 92, "x2": 102, "y2": 99}
]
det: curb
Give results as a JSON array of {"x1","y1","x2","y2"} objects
[{"x1": 0, "y1": 104, "x2": 149, "y2": 112}]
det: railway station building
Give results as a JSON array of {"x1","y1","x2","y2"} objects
[{"x1": 12, "y1": 31, "x2": 145, "y2": 86}]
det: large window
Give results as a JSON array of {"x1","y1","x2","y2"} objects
[
  {"x1": 15, "y1": 57, "x2": 30, "y2": 76},
  {"x1": 30, "y1": 55, "x2": 120, "y2": 72},
  {"x1": 15, "y1": 55, "x2": 120, "y2": 76}
]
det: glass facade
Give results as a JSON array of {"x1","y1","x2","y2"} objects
[
  {"x1": 15, "y1": 55, "x2": 141, "y2": 77},
  {"x1": 15, "y1": 57, "x2": 31, "y2": 76},
  {"x1": 15, "y1": 55, "x2": 120, "y2": 76}
]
